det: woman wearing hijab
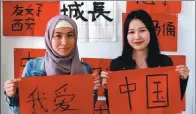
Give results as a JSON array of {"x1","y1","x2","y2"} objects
[{"x1": 4, "y1": 15, "x2": 100, "y2": 114}]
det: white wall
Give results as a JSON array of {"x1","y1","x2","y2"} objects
[
  {"x1": 165, "y1": 1, "x2": 195, "y2": 114},
  {"x1": 1, "y1": 1, "x2": 195, "y2": 114}
]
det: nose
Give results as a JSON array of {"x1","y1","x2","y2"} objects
[
  {"x1": 61, "y1": 36, "x2": 68, "y2": 46},
  {"x1": 134, "y1": 31, "x2": 141, "y2": 40}
]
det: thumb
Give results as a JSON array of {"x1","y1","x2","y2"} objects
[{"x1": 11, "y1": 78, "x2": 21, "y2": 83}]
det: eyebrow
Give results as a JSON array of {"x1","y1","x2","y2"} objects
[
  {"x1": 128, "y1": 27, "x2": 147, "y2": 30},
  {"x1": 54, "y1": 31, "x2": 74, "y2": 34}
]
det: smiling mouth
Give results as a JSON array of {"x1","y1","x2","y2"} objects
[
  {"x1": 134, "y1": 41, "x2": 144, "y2": 45},
  {"x1": 59, "y1": 48, "x2": 69, "y2": 51}
]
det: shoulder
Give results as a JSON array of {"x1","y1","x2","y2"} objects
[
  {"x1": 110, "y1": 56, "x2": 124, "y2": 67},
  {"x1": 81, "y1": 62, "x2": 93, "y2": 74},
  {"x1": 22, "y1": 57, "x2": 46, "y2": 77},
  {"x1": 26, "y1": 57, "x2": 45, "y2": 70},
  {"x1": 110, "y1": 56, "x2": 132, "y2": 71},
  {"x1": 28, "y1": 57, "x2": 44, "y2": 65},
  {"x1": 159, "y1": 54, "x2": 173, "y2": 66}
]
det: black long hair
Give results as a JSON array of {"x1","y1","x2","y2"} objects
[{"x1": 121, "y1": 9, "x2": 161, "y2": 67}]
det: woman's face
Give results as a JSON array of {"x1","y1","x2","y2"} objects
[
  {"x1": 52, "y1": 27, "x2": 75, "y2": 56},
  {"x1": 127, "y1": 19, "x2": 150, "y2": 51}
]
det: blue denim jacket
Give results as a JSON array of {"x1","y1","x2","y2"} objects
[{"x1": 5, "y1": 57, "x2": 95, "y2": 114}]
